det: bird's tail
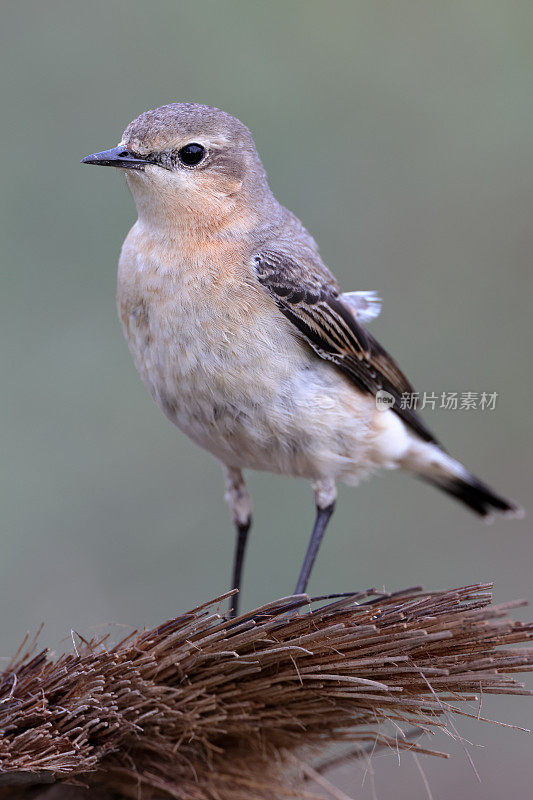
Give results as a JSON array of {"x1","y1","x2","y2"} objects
[{"x1": 403, "y1": 441, "x2": 523, "y2": 521}]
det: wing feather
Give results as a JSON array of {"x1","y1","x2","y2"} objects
[
  {"x1": 254, "y1": 251, "x2": 438, "y2": 444},
  {"x1": 342, "y1": 290, "x2": 382, "y2": 322}
]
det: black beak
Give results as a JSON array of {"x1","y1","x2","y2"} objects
[{"x1": 81, "y1": 146, "x2": 150, "y2": 169}]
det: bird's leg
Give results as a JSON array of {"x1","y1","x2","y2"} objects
[
  {"x1": 294, "y1": 479, "x2": 337, "y2": 596},
  {"x1": 224, "y1": 466, "x2": 252, "y2": 618}
]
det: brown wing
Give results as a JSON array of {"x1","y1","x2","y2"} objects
[{"x1": 254, "y1": 250, "x2": 438, "y2": 444}]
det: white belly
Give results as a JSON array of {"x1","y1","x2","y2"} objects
[{"x1": 117, "y1": 230, "x2": 402, "y2": 484}]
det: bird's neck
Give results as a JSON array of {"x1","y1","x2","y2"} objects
[
  {"x1": 125, "y1": 171, "x2": 278, "y2": 250},
  {"x1": 135, "y1": 198, "x2": 241, "y2": 247}
]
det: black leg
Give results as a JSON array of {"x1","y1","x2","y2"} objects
[
  {"x1": 223, "y1": 467, "x2": 253, "y2": 619},
  {"x1": 294, "y1": 502, "x2": 335, "y2": 595},
  {"x1": 230, "y1": 516, "x2": 252, "y2": 618}
]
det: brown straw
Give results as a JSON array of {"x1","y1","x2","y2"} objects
[{"x1": 0, "y1": 584, "x2": 532, "y2": 799}]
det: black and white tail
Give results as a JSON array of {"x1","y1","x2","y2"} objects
[{"x1": 404, "y1": 441, "x2": 523, "y2": 521}]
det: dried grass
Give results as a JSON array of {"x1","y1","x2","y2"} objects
[{"x1": 0, "y1": 584, "x2": 532, "y2": 799}]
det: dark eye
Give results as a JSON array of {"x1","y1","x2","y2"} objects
[{"x1": 178, "y1": 143, "x2": 205, "y2": 166}]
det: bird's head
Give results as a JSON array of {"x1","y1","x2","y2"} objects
[{"x1": 82, "y1": 103, "x2": 273, "y2": 232}]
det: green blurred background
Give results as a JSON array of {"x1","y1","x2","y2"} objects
[{"x1": 1, "y1": 1, "x2": 532, "y2": 796}]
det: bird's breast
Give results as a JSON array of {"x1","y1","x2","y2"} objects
[{"x1": 117, "y1": 224, "x2": 298, "y2": 451}]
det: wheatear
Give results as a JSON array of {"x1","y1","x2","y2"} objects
[{"x1": 83, "y1": 103, "x2": 521, "y2": 616}]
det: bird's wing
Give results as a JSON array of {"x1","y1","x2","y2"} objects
[{"x1": 254, "y1": 250, "x2": 438, "y2": 444}]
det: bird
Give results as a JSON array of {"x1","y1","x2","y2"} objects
[{"x1": 82, "y1": 102, "x2": 522, "y2": 617}]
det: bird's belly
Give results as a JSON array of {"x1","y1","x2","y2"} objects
[
  {"x1": 119, "y1": 273, "x2": 383, "y2": 482},
  {"x1": 137, "y1": 336, "x2": 381, "y2": 482}
]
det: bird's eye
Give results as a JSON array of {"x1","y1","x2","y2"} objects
[{"x1": 178, "y1": 143, "x2": 205, "y2": 167}]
